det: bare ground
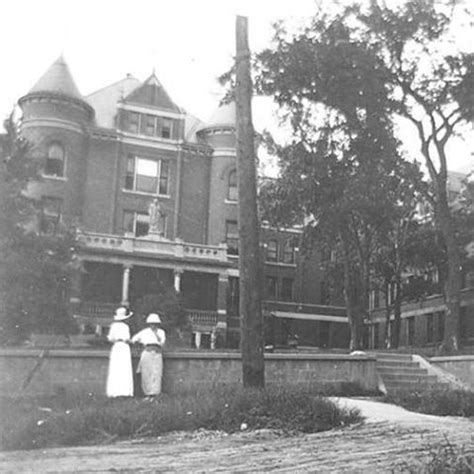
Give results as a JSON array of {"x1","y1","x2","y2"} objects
[{"x1": 0, "y1": 398, "x2": 473, "y2": 473}]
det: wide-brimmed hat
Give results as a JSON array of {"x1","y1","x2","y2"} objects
[
  {"x1": 146, "y1": 313, "x2": 162, "y2": 324},
  {"x1": 114, "y1": 307, "x2": 133, "y2": 321}
]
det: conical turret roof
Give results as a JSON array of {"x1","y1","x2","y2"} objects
[
  {"x1": 28, "y1": 55, "x2": 83, "y2": 99},
  {"x1": 201, "y1": 101, "x2": 235, "y2": 130}
]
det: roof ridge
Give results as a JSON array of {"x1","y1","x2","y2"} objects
[{"x1": 86, "y1": 74, "x2": 140, "y2": 98}]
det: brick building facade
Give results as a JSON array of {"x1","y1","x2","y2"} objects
[{"x1": 18, "y1": 56, "x2": 349, "y2": 348}]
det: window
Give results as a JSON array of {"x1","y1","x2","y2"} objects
[
  {"x1": 265, "y1": 276, "x2": 278, "y2": 299},
  {"x1": 437, "y1": 311, "x2": 444, "y2": 342},
  {"x1": 320, "y1": 281, "x2": 330, "y2": 305},
  {"x1": 266, "y1": 240, "x2": 278, "y2": 262},
  {"x1": 45, "y1": 143, "x2": 65, "y2": 177},
  {"x1": 407, "y1": 317, "x2": 415, "y2": 345},
  {"x1": 281, "y1": 278, "x2": 294, "y2": 301},
  {"x1": 426, "y1": 313, "x2": 435, "y2": 343},
  {"x1": 123, "y1": 210, "x2": 166, "y2": 237},
  {"x1": 282, "y1": 239, "x2": 296, "y2": 264},
  {"x1": 161, "y1": 118, "x2": 173, "y2": 139},
  {"x1": 369, "y1": 289, "x2": 380, "y2": 310},
  {"x1": 40, "y1": 197, "x2": 62, "y2": 234},
  {"x1": 226, "y1": 220, "x2": 239, "y2": 255},
  {"x1": 126, "y1": 112, "x2": 140, "y2": 133},
  {"x1": 227, "y1": 170, "x2": 238, "y2": 201},
  {"x1": 125, "y1": 156, "x2": 169, "y2": 195},
  {"x1": 141, "y1": 114, "x2": 156, "y2": 136},
  {"x1": 123, "y1": 211, "x2": 149, "y2": 237}
]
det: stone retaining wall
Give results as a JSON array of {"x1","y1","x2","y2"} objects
[
  {"x1": 430, "y1": 355, "x2": 474, "y2": 390},
  {"x1": 0, "y1": 349, "x2": 377, "y2": 397}
]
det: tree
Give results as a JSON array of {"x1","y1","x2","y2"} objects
[
  {"x1": 0, "y1": 113, "x2": 77, "y2": 344},
  {"x1": 256, "y1": 0, "x2": 473, "y2": 352}
]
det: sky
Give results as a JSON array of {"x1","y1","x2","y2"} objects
[{"x1": 1, "y1": 0, "x2": 472, "y2": 173}]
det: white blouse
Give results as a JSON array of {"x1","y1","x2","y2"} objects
[
  {"x1": 107, "y1": 322, "x2": 131, "y2": 343},
  {"x1": 131, "y1": 327, "x2": 166, "y2": 346}
]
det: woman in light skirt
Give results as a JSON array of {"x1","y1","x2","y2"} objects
[{"x1": 132, "y1": 313, "x2": 166, "y2": 397}]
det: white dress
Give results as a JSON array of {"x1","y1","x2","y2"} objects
[
  {"x1": 106, "y1": 322, "x2": 134, "y2": 397},
  {"x1": 131, "y1": 327, "x2": 166, "y2": 396}
]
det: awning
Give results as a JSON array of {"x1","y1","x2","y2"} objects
[{"x1": 271, "y1": 311, "x2": 348, "y2": 323}]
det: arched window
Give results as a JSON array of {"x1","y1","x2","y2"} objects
[
  {"x1": 45, "y1": 143, "x2": 65, "y2": 177},
  {"x1": 266, "y1": 239, "x2": 278, "y2": 262},
  {"x1": 227, "y1": 169, "x2": 238, "y2": 201}
]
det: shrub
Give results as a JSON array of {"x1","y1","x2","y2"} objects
[
  {"x1": 0, "y1": 386, "x2": 362, "y2": 451},
  {"x1": 398, "y1": 440, "x2": 474, "y2": 473},
  {"x1": 385, "y1": 388, "x2": 474, "y2": 417}
]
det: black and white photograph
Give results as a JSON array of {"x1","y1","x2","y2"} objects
[{"x1": 0, "y1": 0, "x2": 473, "y2": 472}]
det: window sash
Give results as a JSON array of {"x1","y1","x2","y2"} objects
[
  {"x1": 281, "y1": 278, "x2": 294, "y2": 301},
  {"x1": 227, "y1": 170, "x2": 238, "y2": 201},
  {"x1": 282, "y1": 241, "x2": 295, "y2": 264},
  {"x1": 125, "y1": 156, "x2": 169, "y2": 195},
  {"x1": 266, "y1": 240, "x2": 278, "y2": 261}
]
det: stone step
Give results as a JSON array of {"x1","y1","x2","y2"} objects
[
  {"x1": 376, "y1": 366, "x2": 427, "y2": 376},
  {"x1": 373, "y1": 352, "x2": 413, "y2": 361},
  {"x1": 385, "y1": 383, "x2": 451, "y2": 392},
  {"x1": 382, "y1": 374, "x2": 437, "y2": 384},
  {"x1": 376, "y1": 361, "x2": 417, "y2": 370}
]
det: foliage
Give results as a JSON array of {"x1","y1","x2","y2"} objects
[
  {"x1": 0, "y1": 386, "x2": 363, "y2": 451},
  {"x1": 0, "y1": 113, "x2": 77, "y2": 343},
  {"x1": 132, "y1": 284, "x2": 190, "y2": 334},
  {"x1": 385, "y1": 387, "x2": 474, "y2": 417},
  {"x1": 254, "y1": 0, "x2": 474, "y2": 352},
  {"x1": 399, "y1": 441, "x2": 474, "y2": 473}
]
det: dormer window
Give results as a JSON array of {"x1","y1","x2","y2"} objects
[
  {"x1": 44, "y1": 143, "x2": 65, "y2": 177},
  {"x1": 227, "y1": 169, "x2": 238, "y2": 201},
  {"x1": 126, "y1": 112, "x2": 140, "y2": 134},
  {"x1": 123, "y1": 111, "x2": 177, "y2": 139},
  {"x1": 161, "y1": 118, "x2": 173, "y2": 139}
]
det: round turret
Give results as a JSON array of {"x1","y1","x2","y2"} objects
[
  {"x1": 18, "y1": 56, "x2": 93, "y2": 229},
  {"x1": 197, "y1": 102, "x2": 236, "y2": 149}
]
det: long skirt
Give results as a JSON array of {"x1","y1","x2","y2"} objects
[
  {"x1": 137, "y1": 349, "x2": 163, "y2": 396},
  {"x1": 106, "y1": 341, "x2": 134, "y2": 397}
]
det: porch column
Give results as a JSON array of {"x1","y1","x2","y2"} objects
[
  {"x1": 121, "y1": 264, "x2": 132, "y2": 305},
  {"x1": 174, "y1": 268, "x2": 183, "y2": 293},
  {"x1": 217, "y1": 273, "x2": 229, "y2": 336},
  {"x1": 69, "y1": 258, "x2": 83, "y2": 306}
]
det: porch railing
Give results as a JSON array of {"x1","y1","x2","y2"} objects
[
  {"x1": 76, "y1": 231, "x2": 228, "y2": 262},
  {"x1": 186, "y1": 309, "x2": 218, "y2": 326},
  {"x1": 76, "y1": 302, "x2": 218, "y2": 328}
]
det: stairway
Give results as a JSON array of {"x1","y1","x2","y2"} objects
[{"x1": 375, "y1": 352, "x2": 449, "y2": 393}]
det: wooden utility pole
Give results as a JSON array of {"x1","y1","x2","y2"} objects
[{"x1": 235, "y1": 15, "x2": 265, "y2": 388}]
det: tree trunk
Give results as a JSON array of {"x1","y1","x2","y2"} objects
[
  {"x1": 392, "y1": 278, "x2": 402, "y2": 349},
  {"x1": 436, "y1": 194, "x2": 462, "y2": 353},
  {"x1": 341, "y1": 235, "x2": 364, "y2": 350},
  {"x1": 235, "y1": 15, "x2": 265, "y2": 388}
]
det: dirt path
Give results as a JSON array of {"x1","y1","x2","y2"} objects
[{"x1": 0, "y1": 398, "x2": 473, "y2": 473}]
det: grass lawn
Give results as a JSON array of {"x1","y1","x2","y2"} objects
[{"x1": 0, "y1": 385, "x2": 364, "y2": 451}]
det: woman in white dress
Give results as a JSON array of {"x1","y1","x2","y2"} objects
[
  {"x1": 131, "y1": 313, "x2": 166, "y2": 397},
  {"x1": 106, "y1": 307, "x2": 134, "y2": 397}
]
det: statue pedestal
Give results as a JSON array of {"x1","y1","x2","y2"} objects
[{"x1": 147, "y1": 230, "x2": 165, "y2": 241}]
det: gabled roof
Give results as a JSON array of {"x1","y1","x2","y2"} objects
[
  {"x1": 86, "y1": 74, "x2": 142, "y2": 129},
  {"x1": 124, "y1": 73, "x2": 182, "y2": 112},
  {"x1": 28, "y1": 55, "x2": 83, "y2": 99}
]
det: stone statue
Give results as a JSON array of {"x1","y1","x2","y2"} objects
[{"x1": 148, "y1": 198, "x2": 162, "y2": 234}]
